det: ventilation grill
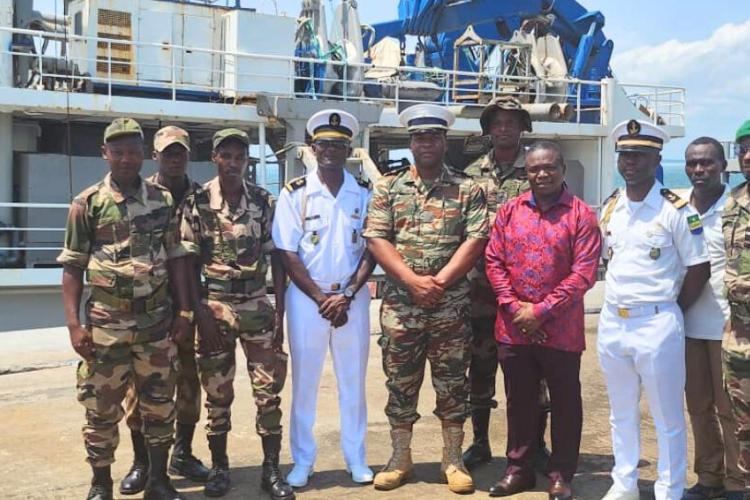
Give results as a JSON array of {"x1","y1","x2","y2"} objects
[{"x1": 96, "y1": 9, "x2": 133, "y2": 78}]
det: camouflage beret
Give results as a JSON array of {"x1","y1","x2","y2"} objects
[
  {"x1": 479, "y1": 96, "x2": 532, "y2": 134},
  {"x1": 104, "y1": 117, "x2": 143, "y2": 143},
  {"x1": 153, "y1": 125, "x2": 190, "y2": 152},
  {"x1": 212, "y1": 128, "x2": 250, "y2": 150}
]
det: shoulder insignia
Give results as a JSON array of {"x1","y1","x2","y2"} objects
[
  {"x1": 603, "y1": 188, "x2": 620, "y2": 205},
  {"x1": 660, "y1": 188, "x2": 688, "y2": 210},
  {"x1": 687, "y1": 213, "x2": 704, "y2": 235},
  {"x1": 599, "y1": 188, "x2": 620, "y2": 228},
  {"x1": 384, "y1": 165, "x2": 409, "y2": 177},
  {"x1": 446, "y1": 165, "x2": 470, "y2": 178},
  {"x1": 356, "y1": 177, "x2": 372, "y2": 189},
  {"x1": 284, "y1": 176, "x2": 307, "y2": 192}
]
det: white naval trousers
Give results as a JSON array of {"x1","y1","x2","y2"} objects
[
  {"x1": 597, "y1": 302, "x2": 687, "y2": 500},
  {"x1": 286, "y1": 283, "x2": 370, "y2": 468}
]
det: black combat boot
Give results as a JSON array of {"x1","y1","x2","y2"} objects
[
  {"x1": 462, "y1": 408, "x2": 492, "y2": 470},
  {"x1": 260, "y1": 434, "x2": 295, "y2": 500},
  {"x1": 143, "y1": 444, "x2": 184, "y2": 500},
  {"x1": 87, "y1": 465, "x2": 113, "y2": 500},
  {"x1": 534, "y1": 407, "x2": 551, "y2": 474},
  {"x1": 204, "y1": 434, "x2": 231, "y2": 497},
  {"x1": 119, "y1": 430, "x2": 149, "y2": 495},
  {"x1": 169, "y1": 423, "x2": 210, "y2": 482}
]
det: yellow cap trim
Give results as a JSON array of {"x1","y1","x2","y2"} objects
[
  {"x1": 616, "y1": 139, "x2": 663, "y2": 150},
  {"x1": 313, "y1": 130, "x2": 351, "y2": 141}
]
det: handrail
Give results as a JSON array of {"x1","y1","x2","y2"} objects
[{"x1": 2, "y1": 25, "x2": 686, "y2": 128}]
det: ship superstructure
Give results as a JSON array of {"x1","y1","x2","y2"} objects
[{"x1": 0, "y1": 0, "x2": 687, "y2": 329}]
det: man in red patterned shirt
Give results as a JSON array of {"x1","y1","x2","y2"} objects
[{"x1": 485, "y1": 141, "x2": 601, "y2": 499}]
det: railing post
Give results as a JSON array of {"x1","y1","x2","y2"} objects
[
  {"x1": 576, "y1": 81, "x2": 581, "y2": 124},
  {"x1": 107, "y1": 41, "x2": 112, "y2": 101},
  {"x1": 171, "y1": 47, "x2": 176, "y2": 101},
  {"x1": 259, "y1": 122, "x2": 267, "y2": 188}
]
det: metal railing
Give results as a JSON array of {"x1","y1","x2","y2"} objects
[
  {"x1": 620, "y1": 83, "x2": 686, "y2": 128},
  {"x1": 0, "y1": 202, "x2": 68, "y2": 254},
  {"x1": 2, "y1": 26, "x2": 687, "y2": 127}
]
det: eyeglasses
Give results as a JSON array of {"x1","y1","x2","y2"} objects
[{"x1": 735, "y1": 144, "x2": 750, "y2": 157}]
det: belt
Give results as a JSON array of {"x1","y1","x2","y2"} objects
[
  {"x1": 608, "y1": 303, "x2": 668, "y2": 319},
  {"x1": 90, "y1": 283, "x2": 169, "y2": 314},
  {"x1": 313, "y1": 280, "x2": 343, "y2": 292},
  {"x1": 204, "y1": 277, "x2": 263, "y2": 294}
]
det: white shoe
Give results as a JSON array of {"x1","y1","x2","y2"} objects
[
  {"x1": 601, "y1": 485, "x2": 640, "y2": 500},
  {"x1": 286, "y1": 464, "x2": 313, "y2": 488},
  {"x1": 347, "y1": 464, "x2": 374, "y2": 484}
]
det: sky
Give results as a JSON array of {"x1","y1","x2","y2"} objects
[{"x1": 33, "y1": 0, "x2": 750, "y2": 160}]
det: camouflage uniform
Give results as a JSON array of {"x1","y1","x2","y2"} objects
[
  {"x1": 57, "y1": 173, "x2": 183, "y2": 467},
  {"x1": 363, "y1": 164, "x2": 488, "y2": 425},
  {"x1": 464, "y1": 148, "x2": 528, "y2": 411},
  {"x1": 180, "y1": 176, "x2": 287, "y2": 437},
  {"x1": 722, "y1": 182, "x2": 750, "y2": 485},
  {"x1": 124, "y1": 173, "x2": 203, "y2": 431}
]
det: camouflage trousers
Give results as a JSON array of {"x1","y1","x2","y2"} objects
[
  {"x1": 379, "y1": 288, "x2": 472, "y2": 426},
  {"x1": 125, "y1": 326, "x2": 202, "y2": 430},
  {"x1": 197, "y1": 292, "x2": 288, "y2": 437},
  {"x1": 469, "y1": 315, "x2": 551, "y2": 414},
  {"x1": 722, "y1": 324, "x2": 750, "y2": 487},
  {"x1": 76, "y1": 326, "x2": 177, "y2": 467}
]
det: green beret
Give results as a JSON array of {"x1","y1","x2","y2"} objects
[{"x1": 736, "y1": 120, "x2": 750, "y2": 142}]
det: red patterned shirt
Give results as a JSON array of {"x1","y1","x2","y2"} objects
[{"x1": 485, "y1": 189, "x2": 601, "y2": 352}]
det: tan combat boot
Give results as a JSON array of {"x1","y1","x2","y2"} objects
[
  {"x1": 373, "y1": 428, "x2": 413, "y2": 490},
  {"x1": 441, "y1": 425, "x2": 475, "y2": 494}
]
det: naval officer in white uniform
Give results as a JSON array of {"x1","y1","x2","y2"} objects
[
  {"x1": 598, "y1": 120, "x2": 711, "y2": 500},
  {"x1": 272, "y1": 109, "x2": 376, "y2": 488}
]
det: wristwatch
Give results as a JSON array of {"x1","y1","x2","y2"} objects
[
  {"x1": 343, "y1": 286, "x2": 357, "y2": 299},
  {"x1": 177, "y1": 310, "x2": 194, "y2": 322}
]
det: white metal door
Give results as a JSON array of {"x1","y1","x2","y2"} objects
[
  {"x1": 179, "y1": 15, "x2": 214, "y2": 89},
  {"x1": 137, "y1": 10, "x2": 173, "y2": 83}
]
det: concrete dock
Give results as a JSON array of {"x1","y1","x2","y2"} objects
[{"x1": 0, "y1": 284, "x2": 699, "y2": 499}]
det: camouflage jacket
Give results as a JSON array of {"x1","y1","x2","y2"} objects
[
  {"x1": 146, "y1": 173, "x2": 201, "y2": 222},
  {"x1": 724, "y1": 182, "x2": 750, "y2": 303},
  {"x1": 181, "y1": 177, "x2": 276, "y2": 296},
  {"x1": 363, "y1": 164, "x2": 488, "y2": 296},
  {"x1": 57, "y1": 173, "x2": 183, "y2": 332},
  {"x1": 465, "y1": 148, "x2": 530, "y2": 318}
]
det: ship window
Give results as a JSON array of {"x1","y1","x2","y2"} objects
[{"x1": 74, "y1": 12, "x2": 82, "y2": 36}]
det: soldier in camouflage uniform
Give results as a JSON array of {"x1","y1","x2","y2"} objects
[
  {"x1": 59, "y1": 118, "x2": 192, "y2": 500},
  {"x1": 120, "y1": 126, "x2": 209, "y2": 495},
  {"x1": 364, "y1": 104, "x2": 488, "y2": 494},
  {"x1": 462, "y1": 96, "x2": 551, "y2": 471},
  {"x1": 180, "y1": 128, "x2": 294, "y2": 499},
  {"x1": 723, "y1": 120, "x2": 750, "y2": 492}
]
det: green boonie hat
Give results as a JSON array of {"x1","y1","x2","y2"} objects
[
  {"x1": 104, "y1": 117, "x2": 143, "y2": 143},
  {"x1": 153, "y1": 125, "x2": 190, "y2": 152},
  {"x1": 212, "y1": 128, "x2": 250, "y2": 150},
  {"x1": 479, "y1": 95, "x2": 532, "y2": 134},
  {"x1": 736, "y1": 120, "x2": 750, "y2": 142}
]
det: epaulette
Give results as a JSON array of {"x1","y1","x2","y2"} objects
[
  {"x1": 447, "y1": 165, "x2": 470, "y2": 178},
  {"x1": 660, "y1": 188, "x2": 688, "y2": 210},
  {"x1": 599, "y1": 189, "x2": 620, "y2": 228},
  {"x1": 284, "y1": 176, "x2": 307, "y2": 192},
  {"x1": 78, "y1": 182, "x2": 103, "y2": 202},
  {"x1": 356, "y1": 177, "x2": 372, "y2": 189},
  {"x1": 384, "y1": 165, "x2": 409, "y2": 177}
]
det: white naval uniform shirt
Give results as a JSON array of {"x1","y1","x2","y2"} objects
[
  {"x1": 680, "y1": 186, "x2": 730, "y2": 340},
  {"x1": 603, "y1": 181, "x2": 709, "y2": 307},
  {"x1": 272, "y1": 170, "x2": 371, "y2": 289}
]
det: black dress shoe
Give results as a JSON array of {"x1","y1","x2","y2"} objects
[
  {"x1": 548, "y1": 479, "x2": 573, "y2": 500},
  {"x1": 489, "y1": 473, "x2": 536, "y2": 497}
]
